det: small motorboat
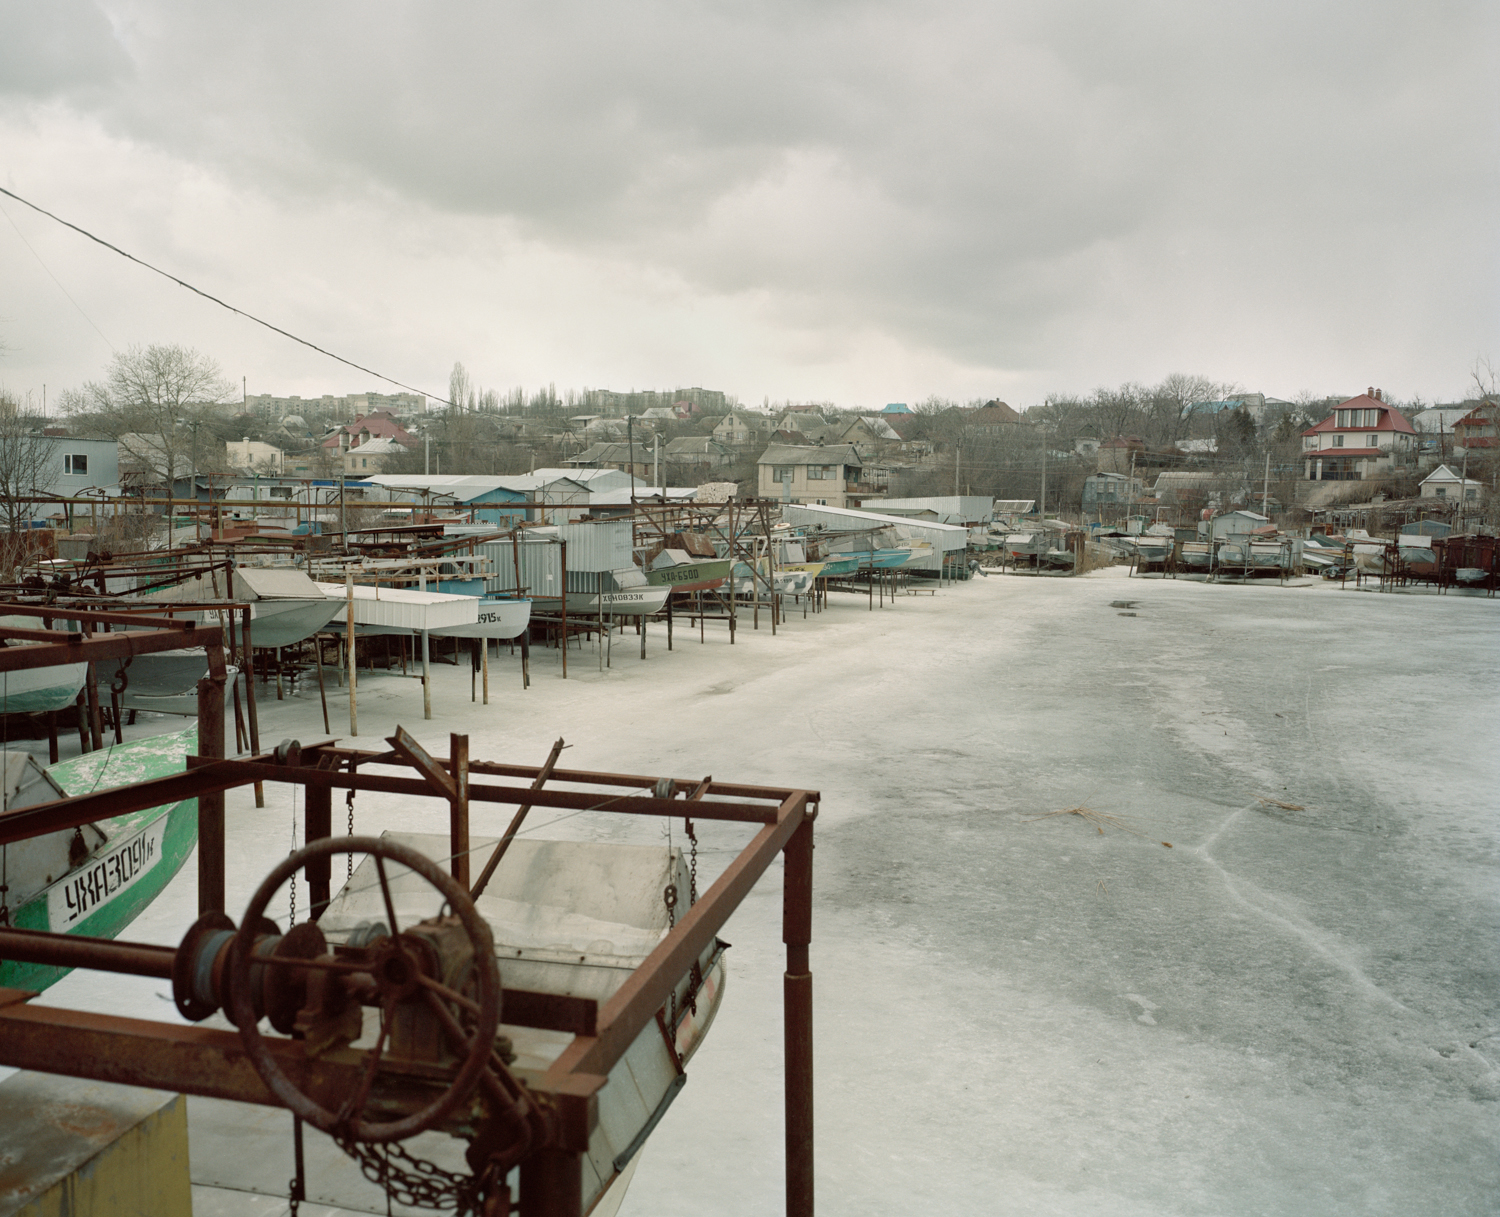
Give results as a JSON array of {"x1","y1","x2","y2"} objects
[{"x1": 0, "y1": 727, "x2": 200, "y2": 991}]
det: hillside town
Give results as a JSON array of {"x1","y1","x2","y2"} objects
[{"x1": 1, "y1": 5, "x2": 1494, "y2": 1211}]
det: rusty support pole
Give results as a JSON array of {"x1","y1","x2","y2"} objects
[
  {"x1": 304, "y1": 783, "x2": 332, "y2": 919},
  {"x1": 559, "y1": 539, "x2": 568, "y2": 679},
  {"x1": 783, "y1": 816, "x2": 814, "y2": 1217},
  {"x1": 519, "y1": 1148, "x2": 581, "y2": 1217},
  {"x1": 345, "y1": 575, "x2": 358, "y2": 736},
  {"x1": 84, "y1": 662, "x2": 104, "y2": 751},
  {"x1": 450, "y1": 733, "x2": 470, "y2": 888},
  {"x1": 195, "y1": 661, "x2": 227, "y2": 916},
  {"x1": 242, "y1": 607, "x2": 264, "y2": 807}
]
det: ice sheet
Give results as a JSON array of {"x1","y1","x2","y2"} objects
[{"x1": 20, "y1": 568, "x2": 1499, "y2": 1215}]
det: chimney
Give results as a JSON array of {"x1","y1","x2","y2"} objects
[{"x1": 1367, "y1": 386, "x2": 1375, "y2": 398}]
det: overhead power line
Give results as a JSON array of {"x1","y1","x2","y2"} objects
[{"x1": 0, "y1": 184, "x2": 454, "y2": 407}]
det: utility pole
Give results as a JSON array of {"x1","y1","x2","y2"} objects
[
  {"x1": 425, "y1": 433, "x2": 431, "y2": 476},
  {"x1": 1262, "y1": 449, "x2": 1271, "y2": 518},
  {"x1": 1040, "y1": 433, "x2": 1048, "y2": 518},
  {"x1": 953, "y1": 443, "x2": 960, "y2": 497}
]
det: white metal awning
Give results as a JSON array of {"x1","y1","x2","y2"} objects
[{"x1": 312, "y1": 583, "x2": 478, "y2": 631}]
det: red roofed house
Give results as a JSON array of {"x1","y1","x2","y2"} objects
[
  {"x1": 321, "y1": 410, "x2": 417, "y2": 456},
  {"x1": 1301, "y1": 389, "x2": 1416, "y2": 482},
  {"x1": 1453, "y1": 405, "x2": 1497, "y2": 453}
]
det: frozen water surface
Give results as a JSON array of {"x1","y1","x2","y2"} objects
[{"x1": 24, "y1": 568, "x2": 1500, "y2": 1215}]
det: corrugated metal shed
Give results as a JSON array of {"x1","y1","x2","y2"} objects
[
  {"x1": 358, "y1": 476, "x2": 528, "y2": 524},
  {"x1": 863, "y1": 496, "x2": 993, "y2": 524},
  {"x1": 476, "y1": 519, "x2": 635, "y2": 595},
  {"x1": 781, "y1": 503, "x2": 968, "y2": 574}
]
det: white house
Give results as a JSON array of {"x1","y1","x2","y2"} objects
[
  {"x1": 1301, "y1": 391, "x2": 1417, "y2": 482},
  {"x1": 1418, "y1": 465, "x2": 1485, "y2": 504},
  {"x1": 225, "y1": 438, "x2": 285, "y2": 474},
  {"x1": 756, "y1": 443, "x2": 865, "y2": 507}
]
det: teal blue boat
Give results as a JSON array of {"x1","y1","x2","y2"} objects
[{"x1": 0, "y1": 727, "x2": 200, "y2": 992}]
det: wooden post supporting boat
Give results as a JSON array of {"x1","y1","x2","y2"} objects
[{"x1": 421, "y1": 630, "x2": 431, "y2": 720}]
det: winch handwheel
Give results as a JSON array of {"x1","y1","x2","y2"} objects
[{"x1": 229, "y1": 835, "x2": 502, "y2": 1143}]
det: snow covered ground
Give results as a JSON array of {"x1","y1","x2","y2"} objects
[{"x1": 18, "y1": 568, "x2": 1500, "y2": 1215}]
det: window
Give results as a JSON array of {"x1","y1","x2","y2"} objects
[
  {"x1": 807, "y1": 465, "x2": 835, "y2": 480},
  {"x1": 1336, "y1": 410, "x2": 1349, "y2": 427},
  {"x1": 772, "y1": 465, "x2": 795, "y2": 482},
  {"x1": 63, "y1": 453, "x2": 88, "y2": 475},
  {"x1": 1466, "y1": 488, "x2": 1478, "y2": 501},
  {"x1": 1435, "y1": 487, "x2": 1447, "y2": 498},
  {"x1": 1332, "y1": 435, "x2": 1344, "y2": 447},
  {"x1": 1367, "y1": 435, "x2": 1379, "y2": 447}
]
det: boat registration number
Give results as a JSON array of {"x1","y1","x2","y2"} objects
[
  {"x1": 602, "y1": 593, "x2": 646, "y2": 603},
  {"x1": 655, "y1": 567, "x2": 704, "y2": 584},
  {"x1": 48, "y1": 818, "x2": 167, "y2": 929}
]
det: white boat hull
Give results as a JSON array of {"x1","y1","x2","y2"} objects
[
  {"x1": 0, "y1": 662, "x2": 88, "y2": 713},
  {"x1": 427, "y1": 598, "x2": 533, "y2": 640},
  {"x1": 562, "y1": 586, "x2": 672, "y2": 617}
]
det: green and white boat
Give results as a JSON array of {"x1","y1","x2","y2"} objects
[
  {"x1": 640, "y1": 551, "x2": 733, "y2": 592},
  {"x1": 0, "y1": 727, "x2": 199, "y2": 992}
]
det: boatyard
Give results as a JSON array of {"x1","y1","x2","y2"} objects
[{"x1": 2, "y1": 557, "x2": 1496, "y2": 1216}]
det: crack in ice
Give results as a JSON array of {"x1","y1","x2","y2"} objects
[{"x1": 1193, "y1": 806, "x2": 1412, "y2": 1015}]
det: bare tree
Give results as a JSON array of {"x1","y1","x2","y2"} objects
[
  {"x1": 0, "y1": 391, "x2": 59, "y2": 533},
  {"x1": 64, "y1": 345, "x2": 234, "y2": 493},
  {"x1": 1145, "y1": 373, "x2": 1231, "y2": 447},
  {"x1": 449, "y1": 362, "x2": 475, "y2": 412}
]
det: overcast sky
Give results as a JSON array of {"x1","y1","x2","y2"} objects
[{"x1": 1, "y1": 1, "x2": 1496, "y2": 412}]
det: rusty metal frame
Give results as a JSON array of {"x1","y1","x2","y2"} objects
[{"x1": 0, "y1": 730, "x2": 817, "y2": 1217}]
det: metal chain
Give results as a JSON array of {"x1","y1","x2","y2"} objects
[
  {"x1": 685, "y1": 817, "x2": 698, "y2": 905},
  {"x1": 288, "y1": 785, "x2": 298, "y2": 926},
  {"x1": 346, "y1": 763, "x2": 358, "y2": 878},
  {"x1": 334, "y1": 1134, "x2": 484, "y2": 1214},
  {"x1": 663, "y1": 882, "x2": 679, "y2": 1027}
]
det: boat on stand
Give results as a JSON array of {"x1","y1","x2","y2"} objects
[{"x1": 0, "y1": 726, "x2": 200, "y2": 992}]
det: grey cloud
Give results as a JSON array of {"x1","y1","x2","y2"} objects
[
  {"x1": 0, "y1": 0, "x2": 131, "y2": 97},
  {"x1": 7, "y1": 0, "x2": 1497, "y2": 389}
]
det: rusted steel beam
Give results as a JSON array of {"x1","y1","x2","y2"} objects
[
  {"x1": 471, "y1": 737, "x2": 566, "y2": 900},
  {"x1": 451, "y1": 733, "x2": 470, "y2": 887},
  {"x1": 504, "y1": 990, "x2": 598, "y2": 1038},
  {"x1": 0, "y1": 625, "x2": 212, "y2": 673},
  {"x1": 519, "y1": 1148, "x2": 582, "y2": 1217},
  {"x1": 197, "y1": 663, "x2": 227, "y2": 915},
  {"x1": 783, "y1": 817, "x2": 815, "y2": 1217},
  {"x1": 316, "y1": 745, "x2": 810, "y2": 803},
  {"x1": 305, "y1": 783, "x2": 333, "y2": 918},
  {"x1": 183, "y1": 759, "x2": 786, "y2": 825},
  {"x1": 546, "y1": 791, "x2": 813, "y2": 1083},
  {"x1": 0, "y1": 928, "x2": 175, "y2": 978},
  {"x1": 0, "y1": 927, "x2": 599, "y2": 1038},
  {"x1": 387, "y1": 727, "x2": 456, "y2": 800},
  {"x1": 0, "y1": 996, "x2": 377, "y2": 1110},
  {"x1": 0, "y1": 604, "x2": 214, "y2": 631}
]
